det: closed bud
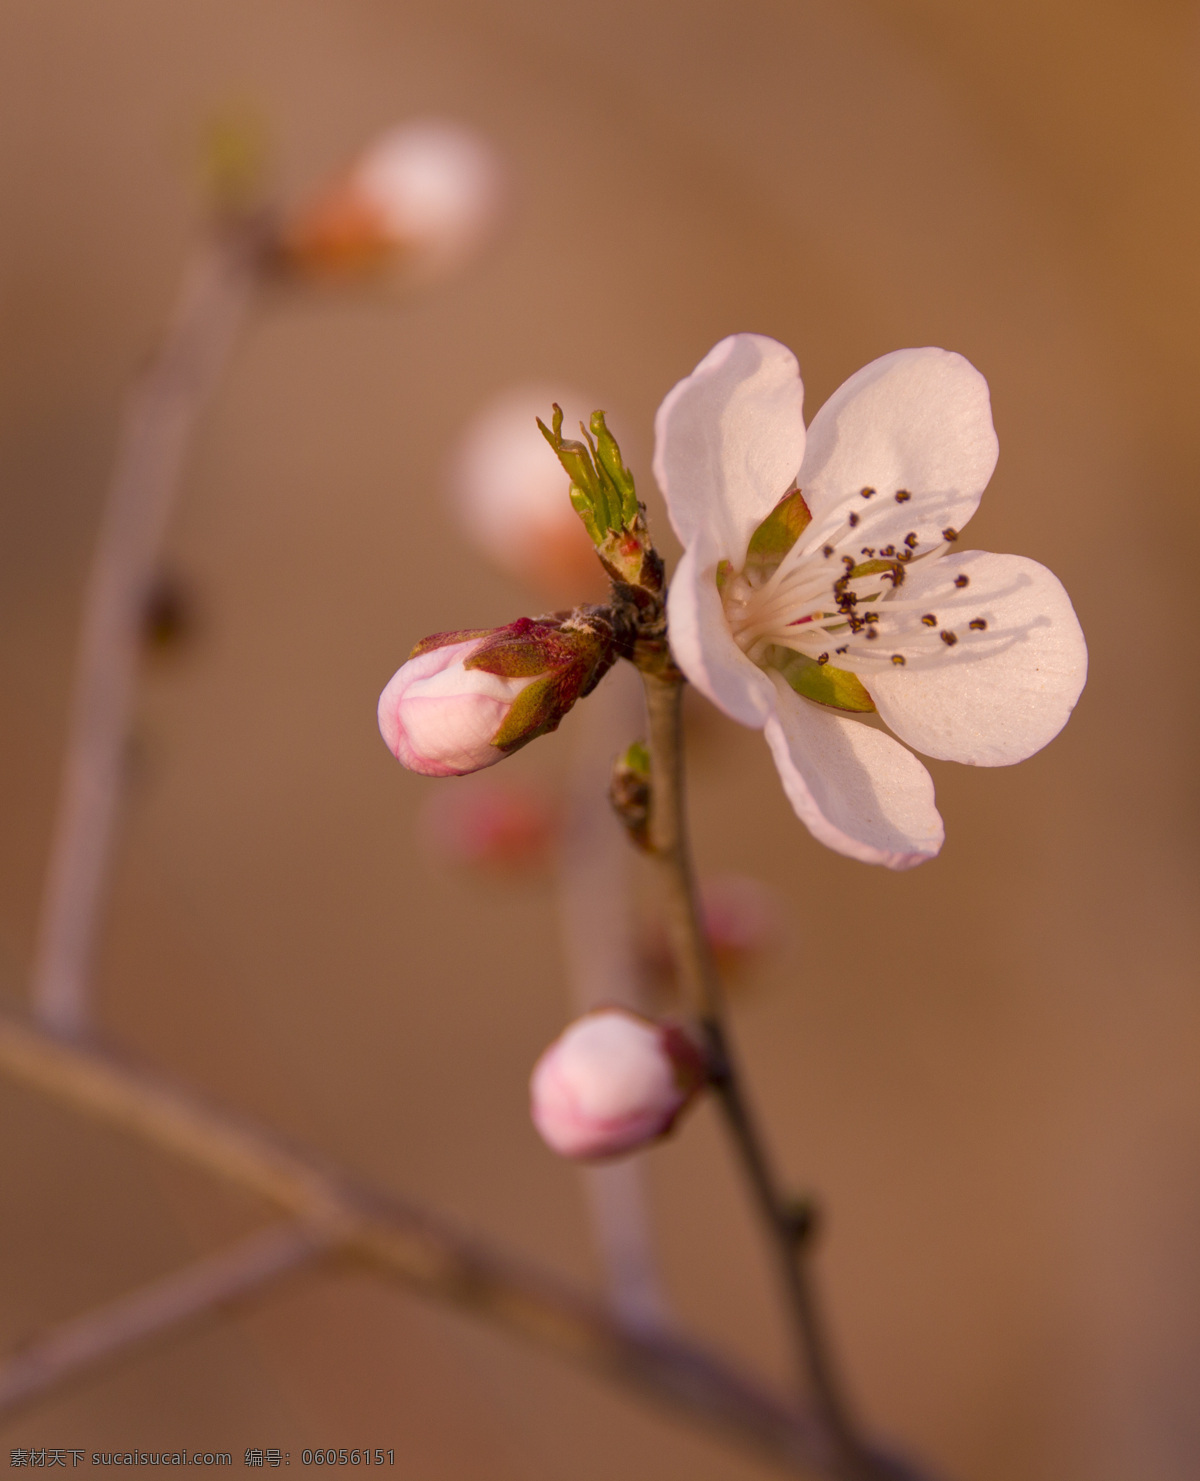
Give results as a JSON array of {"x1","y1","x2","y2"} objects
[
  {"x1": 530, "y1": 1008, "x2": 706, "y2": 1161},
  {"x1": 282, "y1": 120, "x2": 502, "y2": 284},
  {"x1": 378, "y1": 615, "x2": 618, "y2": 778}
]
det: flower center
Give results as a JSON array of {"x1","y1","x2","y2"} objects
[{"x1": 722, "y1": 496, "x2": 991, "y2": 679}]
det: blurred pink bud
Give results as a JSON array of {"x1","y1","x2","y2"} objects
[
  {"x1": 642, "y1": 874, "x2": 779, "y2": 988},
  {"x1": 700, "y1": 875, "x2": 780, "y2": 971},
  {"x1": 530, "y1": 1009, "x2": 706, "y2": 1161},
  {"x1": 284, "y1": 120, "x2": 502, "y2": 283},
  {"x1": 378, "y1": 636, "x2": 534, "y2": 778},
  {"x1": 419, "y1": 782, "x2": 557, "y2": 870},
  {"x1": 450, "y1": 388, "x2": 611, "y2": 601}
]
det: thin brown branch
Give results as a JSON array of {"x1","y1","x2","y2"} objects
[
  {"x1": 0, "y1": 1223, "x2": 330, "y2": 1415},
  {"x1": 0, "y1": 1007, "x2": 854, "y2": 1475},
  {"x1": 31, "y1": 216, "x2": 270, "y2": 1036},
  {"x1": 640, "y1": 670, "x2": 913, "y2": 1481}
]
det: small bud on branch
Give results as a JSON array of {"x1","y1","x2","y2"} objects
[
  {"x1": 609, "y1": 740, "x2": 652, "y2": 851},
  {"x1": 530, "y1": 1008, "x2": 707, "y2": 1161},
  {"x1": 378, "y1": 612, "x2": 629, "y2": 777}
]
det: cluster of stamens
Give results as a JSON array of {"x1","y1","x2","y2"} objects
[{"x1": 722, "y1": 485, "x2": 992, "y2": 679}]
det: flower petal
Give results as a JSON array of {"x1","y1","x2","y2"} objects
[
  {"x1": 866, "y1": 550, "x2": 1087, "y2": 766},
  {"x1": 654, "y1": 334, "x2": 806, "y2": 563},
  {"x1": 762, "y1": 677, "x2": 944, "y2": 869},
  {"x1": 667, "y1": 540, "x2": 776, "y2": 727},
  {"x1": 794, "y1": 348, "x2": 998, "y2": 562}
]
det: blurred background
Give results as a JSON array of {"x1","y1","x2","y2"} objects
[{"x1": 1, "y1": 1, "x2": 1198, "y2": 1477}]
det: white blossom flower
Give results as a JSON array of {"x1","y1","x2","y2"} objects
[
  {"x1": 655, "y1": 334, "x2": 1087, "y2": 869},
  {"x1": 530, "y1": 1009, "x2": 706, "y2": 1161}
]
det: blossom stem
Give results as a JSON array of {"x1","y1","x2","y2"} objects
[{"x1": 640, "y1": 669, "x2": 889, "y2": 1481}]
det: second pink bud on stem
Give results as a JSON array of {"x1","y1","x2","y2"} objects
[{"x1": 530, "y1": 1008, "x2": 708, "y2": 1161}]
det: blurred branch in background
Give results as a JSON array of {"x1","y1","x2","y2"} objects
[
  {"x1": 0, "y1": 1007, "x2": 870, "y2": 1478},
  {"x1": 32, "y1": 116, "x2": 506, "y2": 1039},
  {"x1": 30, "y1": 218, "x2": 268, "y2": 1036},
  {"x1": 0, "y1": 1222, "x2": 331, "y2": 1414}
]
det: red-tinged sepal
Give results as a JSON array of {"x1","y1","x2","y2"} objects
[{"x1": 408, "y1": 627, "x2": 495, "y2": 660}]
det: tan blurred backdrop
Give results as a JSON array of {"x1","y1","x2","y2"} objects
[{"x1": 1, "y1": 2, "x2": 1198, "y2": 1477}]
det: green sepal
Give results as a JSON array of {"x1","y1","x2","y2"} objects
[
  {"x1": 489, "y1": 673, "x2": 569, "y2": 753},
  {"x1": 769, "y1": 647, "x2": 875, "y2": 713},
  {"x1": 464, "y1": 636, "x2": 558, "y2": 678},
  {"x1": 537, "y1": 405, "x2": 653, "y2": 586},
  {"x1": 745, "y1": 488, "x2": 811, "y2": 572},
  {"x1": 568, "y1": 484, "x2": 604, "y2": 544},
  {"x1": 715, "y1": 560, "x2": 733, "y2": 592},
  {"x1": 589, "y1": 411, "x2": 639, "y2": 527},
  {"x1": 537, "y1": 406, "x2": 606, "y2": 539}
]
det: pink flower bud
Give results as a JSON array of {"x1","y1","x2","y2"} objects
[
  {"x1": 379, "y1": 616, "x2": 620, "y2": 778},
  {"x1": 530, "y1": 1009, "x2": 706, "y2": 1161},
  {"x1": 377, "y1": 637, "x2": 538, "y2": 778},
  {"x1": 283, "y1": 120, "x2": 503, "y2": 283}
]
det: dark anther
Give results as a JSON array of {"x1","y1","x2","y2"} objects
[
  {"x1": 823, "y1": 545, "x2": 834, "y2": 558},
  {"x1": 861, "y1": 547, "x2": 875, "y2": 557},
  {"x1": 848, "y1": 616, "x2": 865, "y2": 633},
  {"x1": 860, "y1": 487, "x2": 876, "y2": 499},
  {"x1": 881, "y1": 544, "x2": 895, "y2": 557},
  {"x1": 864, "y1": 611, "x2": 880, "y2": 622},
  {"x1": 891, "y1": 653, "x2": 906, "y2": 665},
  {"x1": 842, "y1": 555, "x2": 855, "y2": 570},
  {"x1": 969, "y1": 618, "x2": 988, "y2": 631},
  {"x1": 940, "y1": 630, "x2": 958, "y2": 646},
  {"x1": 817, "y1": 652, "x2": 829, "y2": 665},
  {"x1": 895, "y1": 489, "x2": 912, "y2": 503},
  {"x1": 849, "y1": 512, "x2": 860, "y2": 529},
  {"x1": 835, "y1": 646, "x2": 848, "y2": 655},
  {"x1": 954, "y1": 574, "x2": 970, "y2": 588},
  {"x1": 904, "y1": 532, "x2": 919, "y2": 550},
  {"x1": 865, "y1": 628, "x2": 879, "y2": 640},
  {"x1": 942, "y1": 526, "x2": 959, "y2": 542},
  {"x1": 921, "y1": 613, "x2": 937, "y2": 627}
]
